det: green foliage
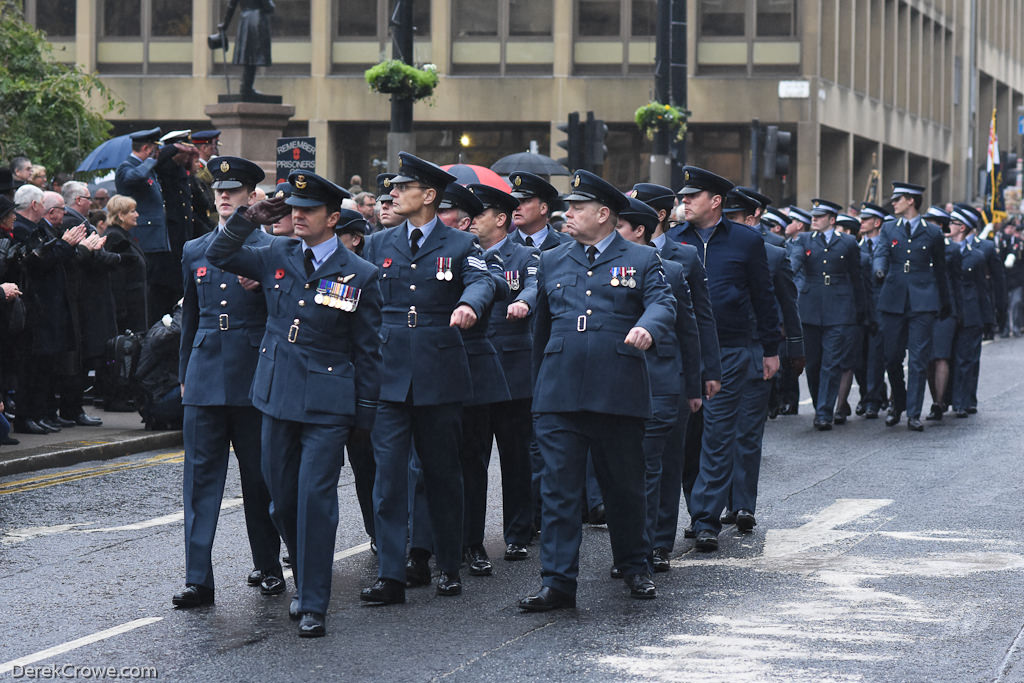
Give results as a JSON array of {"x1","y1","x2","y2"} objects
[
  {"x1": 364, "y1": 60, "x2": 439, "y2": 102},
  {"x1": 0, "y1": 2, "x2": 124, "y2": 176},
  {"x1": 634, "y1": 101, "x2": 690, "y2": 142}
]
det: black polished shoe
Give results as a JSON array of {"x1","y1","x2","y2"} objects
[
  {"x1": 907, "y1": 418, "x2": 924, "y2": 432},
  {"x1": 954, "y1": 409, "x2": 969, "y2": 418},
  {"x1": 683, "y1": 525, "x2": 696, "y2": 539},
  {"x1": 833, "y1": 414, "x2": 847, "y2": 425},
  {"x1": 71, "y1": 413, "x2": 102, "y2": 426},
  {"x1": 405, "y1": 552, "x2": 431, "y2": 587},
  {"x1": 247, "y1": 569, "x2": 264, "y2": 586},
  {"x1": 1, "y1": 436, "x2": 19, "y2": 445},
  {"x1": 837, "y1": 403, "x2": 852, "y2": 418},
  {"x1": 652, "y1": 548, "x2": 670, "y2": 573},
  {"x1": 779, "y1": 403, "x2": 798, "y2": 415},
  {"x1": 768, "y1": 404, "x2": 779, "y2": 420},
  {"x1": 436, "y1": 571, "x2": 462, "y2": 596},
  {"x1": 855, "y1": 402, "x2": 866, "y2": 416},
  {"x1": 864, "y1": 407, "x2": 879, "y2": 419},
  {"x1": 518, "y1": 586, "x2": 576, "y2": 612},
  {"x1": 360, "y1": 578, "x2": 406, "y2": 605},
  {"x1": 37, "y1": 418, "x2": 62, "y2": 433},
  {"x1": 625, "y1": 573, "x2": 656, "y2": 599},
  {"x1": 720, "y1": 509, "x2": 737, "y2": 525},
  {"x1": 885, "y1": 411, "x2": 902, "y2": 427},
  {"x1": 260, "y1": 575, "x2": 286, "y2": 595},
  {"x1": 289, "y1": 596, "x2": 300, "y2": 620},
  {"x1": 695, "y1": 530, "x2": 719, "y2": 552},
  {"x1": 504, "y1": 543, "x2": 529, "y2": 561},
  {"x1": 587, "y1": 503, "x2": 607, "y2": 525},
  {"x1": 735, "y1": 509, "x2": 756, "y2": 532},
  {"x1": 609, "y1": 566, "x2": 623, "y2": 579},
  {"x1": 813, "y1": 419, "x2": 833, "y2": 431},
  {"x1": 298, "y1": 612, "x2": 325, "y2": 638},
  {"x1": 925, "y1": 404, "x2": 944, "y2": 421},
  {"x1": 966, "y1": 407, "x2": 978, "y2": 414},
  {"x1": 172, "y1": 584, "x2": 214, "y2": 608},
  {"x1": 464, "y1": 545, "x2": 493, "y2": 577},
  {"x1": 53, "y1": 416, "x2": 76, "y2": 428},
  {"x1": 14, "y1": 419, "x2": 49, "y2": 435}
]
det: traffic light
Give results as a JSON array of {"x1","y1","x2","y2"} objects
[
  {"x1": 762, "y1": 125, "x2": 793, "y2": 178},
  {"x1": 584, "y1": 111, "x2": 609, "y2": 170},
  {"x1": 557, "y1": 112, "x2": 584, "y2": 172}
]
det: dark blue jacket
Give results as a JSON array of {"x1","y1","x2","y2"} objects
[
  {"x1": 531, "y1": 233, "x2": 676, "y2": 418},
  {"x1": 459, "y1": 246, "x2": 511, "y2": 406},
  {"x1": 872, "y1": 217, "x2": 950, "y2": 315},
  {"x1": 362, "y1": 219, "x2": 497, "y2": 406},
  {"x1": 207, "y1": 210, "x2": 383, "y2": 428},
  {"x1": 115, "y1": 155, "x2": 171, "y2": 253},
  {"x1": 958, "y1": 240, "x2": 995, "y2": 328},
  {"x1": 765, "y1": 241, "x2": 803, "y2": 358},
  {"x1": 658, "y1": 237, "x2": 721, "y2": 383},
  {"x1": 650, "y1": 257, "x2": 701, "y2": 400},
  {"x1": 180, "y1": 228, "x2": 271, "y2": 407},
  {"x1": 790, "y1": 230, "x2": 865, "y2": 327},
  {"x1": 486, "y1": 238, "x2": 540, "y2": 400},
  {"x1": 668, "y1": 218, "x2": 781, "y2": 355}
]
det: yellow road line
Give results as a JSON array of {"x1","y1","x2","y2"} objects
[{"x1": 0, "y1": 450, "x2": 184, "y2": 495}]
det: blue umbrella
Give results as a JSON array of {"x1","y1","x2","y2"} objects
[{"x1": 76, "y1": 134, "x2": 133, "y2": 173}]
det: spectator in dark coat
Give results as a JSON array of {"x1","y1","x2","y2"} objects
[{"x1": 104, "y1": 195, "x2": 149, "y2": 335}]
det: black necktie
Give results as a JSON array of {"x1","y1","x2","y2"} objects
[
  {"x1": 586, "y1": 245, "x2": 598, "y2": 264},
  {"x1": 903, "y1": 219, "x2": 911, "y2": 239},
  {"x1": 524, "y1": 235, "x2": 534, "y2": 247},
  {"x1": 410, "y1": 228, "x2": 423, "y2": 255},
  {"x1": 304, "y1": 248, "x2": 315, "y2": 277}
]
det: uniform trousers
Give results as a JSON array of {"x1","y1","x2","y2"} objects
[
  {"x1": 952, "y1": 325, "x2": 983, "y2": 411},
  {"x1": 535, "y1": 411, "x2": 647, "y2": 595},
  {"x1": 182, "y1": 405, "x2": 280, "y2": 590},
  {"x1": 345, "y1": 428, "x2": 376, "y2": 541},
  {"x1": 857, "y1": 325, "x2": 886, "y2": 411},
  {"x1": 881, "y1": 312, "x2": 936, "y2": 419},
  {"x1": 653, "y1": 396, "x2": 694, "y2": 552},
  {"x1": 727, "y1": 377, "x2": 772, "y2": 513},
  {"x1": 690, "y1": 345, "x2": 766, "y2": 535},
  {"x1": 373, "y1": 401, "x2": 464, "y2": 582},
  {"x1": 640, "y1": 394, "x2": 680, "y2": 561},
  {"x1": 804, "y1": 323, "x2": 856, "y2": 421},
  {"x1": 261, "y1": 416, "x2": 347, "y2": 616}
]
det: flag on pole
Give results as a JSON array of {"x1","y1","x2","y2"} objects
[{"x1": 986, "y1": 109, "x2": 1004, "y2": 217}]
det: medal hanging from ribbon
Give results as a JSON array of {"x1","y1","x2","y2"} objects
[
  {"x1": 436, "y1": 257, "x2": 453, "y2": 281},
  {"x1": 505, "y1": 270, "x2": 520, "y2": 290},
  {"x1": 314, "y1": 278, "x2": 361, "y2": 311},
  {"x1": 610, "y1": 266, "x2": 623, "y2": 287},
  {"x1": 625, "y1": 267, "x2": 637, "y2": 288}
]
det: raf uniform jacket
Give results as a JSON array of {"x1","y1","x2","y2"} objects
[
  {"x1": 669, "y1": 218, "x2": 781, "y2": 355},
  {"x1": 859, "y1": 236, "x2": 882, "y2": 323},
  {"x1": 459, "y1": 247, "x2": 512, "y2": 406},
  {"x1": 651, "y1": 257, "x2": 702, "y2": 400},
  {"x1": 958, "y1": 240, "x2": 996, "y2": 328},
  {"x1": 362, "y1": 219, "x2": 496, "y2": 406},
  {"x1": 179, "y1": 228, "x2": 272, "y2": 407},
  {"x1": 659, "y1": 237, "x2": 722, "y2": 384},
  {"x1": 115, "y1": 155, "x2": 171, "y2": 254},
  {"x1": 872, "y1": 217, "x2": 950, "y2": 315},
  {"x1": 531, "y1": 232, "x2": 676, "y2": 419},
  {"x1": 790, "y1": 230, "x2": 866, "y2": 327},
  {"x1": 486, "y1": 238, "x2": 540, "y2": 400},
  {"x1": 207, "y1": 210, "x2": 382, "y2": 428},
  {"x1": 765, "y1": 241, "x2": 804, "y2": 358}
]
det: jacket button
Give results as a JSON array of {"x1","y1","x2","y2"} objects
[
  {"x1": 585, "y1": 290, "x2": 591, "y2": 296},
  {"x1": 298, "y1": 300, "x2": 305, "y2": 306},
  {"x1": 220, "y1": 282, "x2": 227, "y2": 289},
  {"x1": 328, "y1": 366, "x2": 333, "y2": 372},
  {"x1": 262, "y1": 347, "x2": 266, "y2": 352},
  {"x1": 274, "y1": 284, "x2": 280, "y2": 289},
  {"x1": 410, "y1": 284, "x2": 416, "y2": 291},
  {"x1": 304, "y1": 283, "x2": 310, "y2": 289},
  {"x1": 587, "y1": 270, "x2": 593, "y2": 276},
  {"x1": 220, "y1": 300, "x2": 227, "y2": 307},
  {"x1": 586, "y1": 309, "x2": 592, "y2": 315},
  {"x1": 411, "y1": 263, "x2": 417, "y2": 269}
]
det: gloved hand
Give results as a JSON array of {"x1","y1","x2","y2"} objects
[{"x1": 245, "y1": 196, "x2": 291, "y2": 225}]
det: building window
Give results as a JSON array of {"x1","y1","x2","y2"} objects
[
  {"x1": 332, "y1": 0, "x2": 431, "y2": 73},
  {"x1": 756, "y1": 0, "x2": 795, "y2": 36},
  {"x1": 697, "y1": 0, "x2": 800, "y2": 75},
  {"x1": 631, "y1": 0, "x2": 657, "y2": 37},
  {"x1": 699, "y1": 0, "x2": 745, "y2": 37},
  {"x1": 102, "y1": 0, "x2": 142, "y2": 37},
  {"x1": 573, "y1": 0, "x2": 658, "y2": 75},
  {"x1": 97, "y1": 0, "x2": 193, "y2": 74},
  {"x1": 216, "y1": 0, "x2": 309, "y2": 37},
  {"x1": 451, "y1": 0, "x2": 553, "y2": 75},
  {"x1": 23, "y1": 0, "x2": 76, "y2": 38},
  {"x1": 337, "y1": 0, "x2": 377, "y2": 37},
  {"x1": 151, "y1": 0, "x2": 192, "y2": 38},
  {"x1": 577, "y1": 0, "x2": 620, "y2": 37}
]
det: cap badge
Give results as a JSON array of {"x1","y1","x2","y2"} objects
[
  {"x1": 220, "y1": 161, "x2": 230, "y2": 173},
  {"x1": 684, "y1": 170, "x2": 690, "y2": 182},
  {"x1": 813, "y1": 200, "x2": 820, "y2": 208},
  {"x1": 514, "y1": 176, "x2": 522, "y2": 186},
  {"x1": 573, "y1": 175, "x2": 581, "y2": 188},
  {"x1": 383, "y1": 177, "x2": 391, "y2": 188},
  {"x1": 294, "y1": 175, "x2": 307, "y2": 190}
]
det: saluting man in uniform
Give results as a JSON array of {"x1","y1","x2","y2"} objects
[
  {"x1": 173, "y1": 157, "x2": 282, "y2": 611},
  {"x1": 360, "y1": 153, "x2": 496, "y2": 605},
  {"x1": 207, "y1": 170, "x2": 382, "y2": 638},
  {"x1": 519, "y1": 170, "x2": 676, "y2": 611},
  {"x1": 789, "y1": 199, "x2": 866, "y2": 430},
  {"x1": 872, "y1": 182, "x2": 950, "y2": 431}
]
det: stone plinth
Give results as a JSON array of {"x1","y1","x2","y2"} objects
[{"x1": 203, "y1": 102, "x2": 296, "y2": 183}]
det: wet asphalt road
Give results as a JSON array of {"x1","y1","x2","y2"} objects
[{"x1": 2, "y1": 337, "x2": 1024, "y2": 682}]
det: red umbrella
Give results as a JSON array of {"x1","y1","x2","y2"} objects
[{"x1": 441, "y1": 164, "x2": 510, "y2": 191}]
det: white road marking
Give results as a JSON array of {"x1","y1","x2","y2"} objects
[
  {"x1": 761, "y1": 498, "x2": 892, "y2": 558},
  {"x1": 0, "y1": 617, "x2": 162, "y2": 676}
]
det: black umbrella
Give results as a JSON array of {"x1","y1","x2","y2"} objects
[{"x1": 490, "y1": 151, "x2": 569, "y2": 176}]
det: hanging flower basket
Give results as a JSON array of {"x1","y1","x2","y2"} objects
[
  {"x1": 364, "y1": 60, "x2": 439, "y2": 102},
  {"x1": 634, "y1": 101, "x2": 690, "y2": 142}
]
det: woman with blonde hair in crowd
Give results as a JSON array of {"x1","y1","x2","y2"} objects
[{"x1": 104, "y1": 195, "x2": 148, "y2": 334}]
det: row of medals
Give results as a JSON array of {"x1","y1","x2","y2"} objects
[
  {"x1": 436, "y1": 269, "x2": 454, "y2": 281},
  {"x1": 611, "y1": 276, "x2": 637, "y2": 288},
  {"x1": 314, "y1": 291, "x2": 358, "y2": 311}
]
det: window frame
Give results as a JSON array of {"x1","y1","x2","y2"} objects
[{"x1": 450, "y1": 0, "x2": 554, "y2": 76}]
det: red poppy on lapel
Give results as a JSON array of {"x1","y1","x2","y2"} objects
[
  {"x1": 383, "y1": 258, "x2": 393, "y2": 268},
  {"x1": 196, "y1": 266, "x2": 207, "y2": 277},
  {"x1": 274, "y1": 269, "x2": 285, "y2": 280}
]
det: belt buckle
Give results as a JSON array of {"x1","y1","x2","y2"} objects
[
  {"x1": 904, "y1": 261, "x2": 911, "y2": 273},
  {"x1": 287, "y1": 319, "x2": 299, "y2": 343},
  {"x1": 407, "y1": 306, "x2": 418, "y2": 328},
  {"x1": 824, "y1": 274, "x2": 831, "y2": 286},
  {"x1": 576, "y1": 314, "x2": 587, "y2": 332},
  {"x1": 218, "y1": 313, "x2": 229, "y2": 331}
]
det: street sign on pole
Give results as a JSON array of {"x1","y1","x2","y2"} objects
[{"x1": 1017, "y1": 114, "x2": 1024, "y2": 135}]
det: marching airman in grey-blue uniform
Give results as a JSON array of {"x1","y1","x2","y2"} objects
[
  {"x1": 855, "y1": 202, "x2": 888, "y2": 418},
  {"x1": 360, "y1": 153, "x2": 496, "y2": 605},
  {"x1": 519, "y1": 170, "x2": 676, "y2": 612},
  {"x1": 872, "y1": 182, "x2": 950, "y2": 431},
  {"x1": 173, "y1": 157, "x2": 282, "y2": 610},
  {"x1": 207, "y1": 170, "x2": 382, "y2": 638},
  {"x1": 790, "y1": 199, "x2": 866, "y2": 429}
]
